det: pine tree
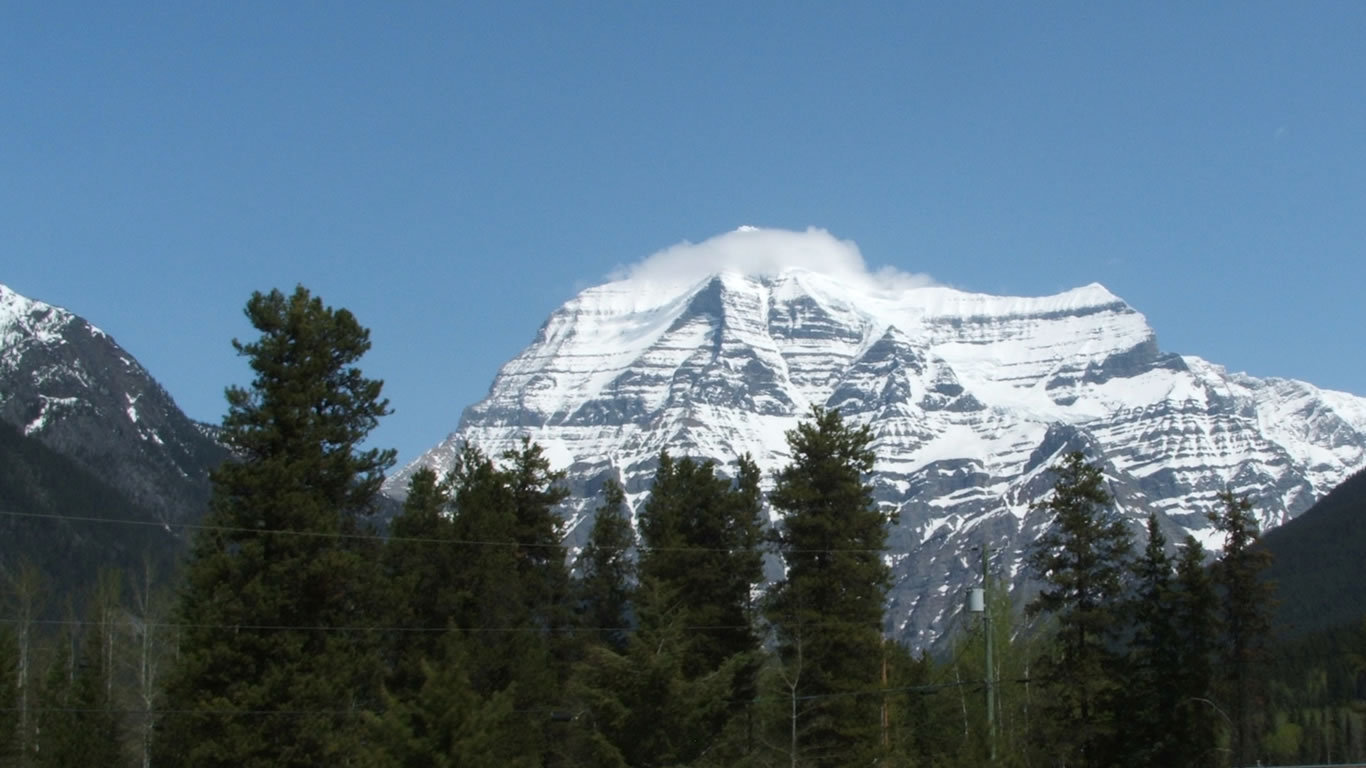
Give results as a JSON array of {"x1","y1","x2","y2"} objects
[
  {"x1": 574, "y1": 478, "x2": 637, "y2": 652},
  {"x1": 1123, "y1": 514, "x2": 1180, "y2": 768},
  {"x1": 363, "y1": 634, "x2": 536, "y2": 768},
  {"x1": 1171, "y1": 535, "x2": 1219, "y2": 768},
  {"x1": 381, "y1": 466, "x2": 456, "y2": 696},
  {"x1": 568, "y1": 596, "x2": 742, "y2": 768},
  {"x1": 1026, "y1": 451, "x2": 1133, "y2": 768},
  {"x1": 764, "y1": 406, "x2": 891, "y2": 767},
  {"x1": 35, "y1": 622, "x2": 124, "y2": 768},
  {"x1": 1209, "y1": 489, "x2": 1275, "y2": 768},
  {"x1": 154, "y1": 286, "x2": 395, "y2": 767},
  {"x1": 577, "y1": 451, "x2": 766, "y2": 764},
  {"x1": 0, "y1": 626, "x2": 18, "y2": 762},
  {"x1": 438, "y1": 440, "x2": 572, "y2": 766},
  {"x1": 637, "y1": 452, "x2": 764, "y2": 681}
]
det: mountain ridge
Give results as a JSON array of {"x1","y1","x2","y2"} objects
[
  {"x1": 391, "y1": 260, "x2": 1366, "y2": 646},
  {"x1": 0, "y1": 282, "x2": 226, "y2": 553}
]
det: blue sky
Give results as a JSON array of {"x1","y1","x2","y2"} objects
[{"x1": 4, "y1": 2, "x2": 1364, "y2": 467}]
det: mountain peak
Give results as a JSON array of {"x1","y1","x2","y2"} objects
[
  {"x1": 609, "y1": 226, "x2": 937, "y2": 294},
  {"x1": 392, "y1": 234, "x2": 1366, "y2": 646}
]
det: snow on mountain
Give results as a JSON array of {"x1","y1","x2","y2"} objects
[
  {"x1": 388, "y1": 231, "x2": 1366, "y2": 647},
  {"x1": 0, "y1": 282, "x2": 225, "y2": 526}
]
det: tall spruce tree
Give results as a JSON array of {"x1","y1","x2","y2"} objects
[
  {"x1": 637, "y1": 452, "x2": 764, "y2": 679},
  {"x1": 1123, "y1": 514, "x2": 1181, "y2": 768},
  {"x1": 0, "y1": 627, "x2": 18, "y2": 763},
  {"x1": 1026, "y1": 451, "x2": 1133, "y2": 768},
  {"x1": 584, "y1": 451, "x2": 765, "y2": 765},
  {"x1": 1172, "y1": 534, "x2": 1219, "y2": 768},
  {"x1": 380, "y1": 466, "x2": 457, "y2": 696},
  {"x1": 574, "y1": 478, "x2": 637, "y2": 652},
  {"x1": 764, "y1": 406, "x2": 891, "y2": 767},
  {"x1": 364, "y1": 633, "x2": 536, "y2": 768},
  {"x1": 35, "y1": 622, "x2": 124, "y2": 768},
  {"x1": 1209, "y1": 489, "x2": 1274, "y2": 768},
  {"x1": 154, "y1": 286, "x2": 395, "y2": 767},
  {"x1": 436, "y1": 440, "x2": 572, "y2": 766}
]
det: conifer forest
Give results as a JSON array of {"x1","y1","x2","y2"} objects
[{"x1": 5, "y1": 286, "x2": 1366, "y2": 768}]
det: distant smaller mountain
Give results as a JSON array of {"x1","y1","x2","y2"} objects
[
  {"x1": 0, "y1": 282, "x2": 226, "y2": 595},
  {"x1": 1261, "y1": 466, "x2": 1366, "y2": 638}
]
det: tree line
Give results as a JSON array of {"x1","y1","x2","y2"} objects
[{"x1": 2, "y1": 285, "x2": 1361, "y2": 766}]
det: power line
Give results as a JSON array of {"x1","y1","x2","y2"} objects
[
  {"x1": 0, "y1": 616, "x2": 756, "y2": 634},
  {"x1": 0, "y1": 678, "x2": 982, "y2": 720},
  {"x1": 0, "y1": 507, "x2": 896, "y2": 555}
]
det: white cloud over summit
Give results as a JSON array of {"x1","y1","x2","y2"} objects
[{"x1": 611, "y1": 226, "x2": 937, "y2": 293}]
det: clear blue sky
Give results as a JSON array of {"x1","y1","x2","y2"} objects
[{"x1": 4, "y1": 2, "x2": 1364, "y2": 467}]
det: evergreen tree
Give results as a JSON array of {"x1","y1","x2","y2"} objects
[
  {"x1": 764, "y1": 406, "x2": 892, "y2": 767},
  {"x1": 381, "y1": 466, "x2": 456, "y2": 696},
  {"x1": 363, "y1": 634, "x2": 535, "y2": 768},
  {"x1": 35, "y1": 623, "x2": 124, "y2": 768},
  {"x1": 638, "y1": 452, "x2": 764, "y2": 681},
  {"x1": 574, "y1": 478, "x2": 637, "y2": 651},
  {"x1": 1122, "y1": 514, "x2": 1180, "y2": 768},
  {"x1": 0, "y1": 626, "x2": 18, "y2": 763},
  {"x1": 1026, "y1": 451, "x2": 1133, "y2": 768},
  {"x1": 154, "y1": 286, "x2": 395, "y2": 767},
  {"x1": 439, "y1": 440, "x2": 572, "y2": 766},
  {"x1": 567, "y1": 594, "x2": 742, "y2": 768},
  {"x1": 502, "y1": 437, "x2": 573, "y2": 645},
  {"x1": 581, "y1": 451, "x2": 765, "y2": 764},
  {"x1": 1209, "y1": 489, "x2": 1275, "y2": 768},
  {"x1": 443, "y1": 443, "x2": 524, "y2": 696},
  {"x1": 1171, "y1": 535, "x2": 1219, "y2": 768}
]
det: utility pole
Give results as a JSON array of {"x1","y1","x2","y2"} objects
[
  {"x1": 969, "y1": 545, "x2": 997, "y2": 762},
  {"x1": 983, "y1": 546, "x2": 996, "y2": 763}
]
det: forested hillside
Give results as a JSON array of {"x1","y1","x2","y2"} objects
[
  {"x1": 0, "y1": 421, "x2": 182, "y2": 601},
  {"x1": 1262, "y1": 467, "x2": 1366, "y2": 637}
]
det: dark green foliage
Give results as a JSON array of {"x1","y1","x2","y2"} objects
[
  {"x1": 364, "y1": 635, "x2": 535, "y2": 768},
  {"x1": 35, "y1": 624, "x2": 123, "y2": 768},
  {"x1": 1171, "y1": 535, "x2": 1219, "y2": 767},
  {"x1": 502, "y1": 437, "x2": 573, "y2": 645},
  {"x1": 1260, "y1": 617, "x2": 1366, "y2": 764},
  {"x1": 574, "y1": 478, "x2": 636, "y2": 651},
  {"x1": 374, "y1": 441, "x2": 574, "y2": 768},
  {"x1": 1209, "y1": 489, "x2": 1275, "y2": 768},
  {"x1": 442, "y1": 440, "x2": 572, "y2": 765},
  {"x1": 1262, "y1": 466, "x2": 1366, "y2": 637},
  {"x1": 567, "y1": 607, "x2": 741, "y2": 768},
  {"x1": 0, "y1": 421, "x2": 181, "y2": 610},
  {"x1": 0, "y1": 626, "x2": 18, "y2": 761},
  {"x1": 1026, "y1": 451, "x2": 1133, "y2": 768},
  {"x1": 638, "y1": 452, "x2": 764, "y2": 679},
  {"x1": 572, "y1": 451, "x2": 766, "y2": 765},
  {"x1": 380, "y1": 467, "x2": 456, "y2": 695},
  {"x1": 1120, "y1": 514, "x2": 1180, "y2": 768},
  {"x1": 154, "y1": 286, "x2": 395, "y2": 767},
  {"x1": 441, "y1": 444, "x2": 525, "y2": 695},
  {"x1": 764, "y1": 406, "x2": 891, "y2": 767}
]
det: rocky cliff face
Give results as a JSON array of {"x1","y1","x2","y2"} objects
[{"x1": 388, "y1": 265, "x2": 1366, "y2": 647}]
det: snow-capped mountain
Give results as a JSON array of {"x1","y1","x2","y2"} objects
[
  {"x1": 0, "y1": 282, "x2": 225, "y2": 528},
  {"x1": 387, "y1": 234, "x2": 1366, "y2": 647}
]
